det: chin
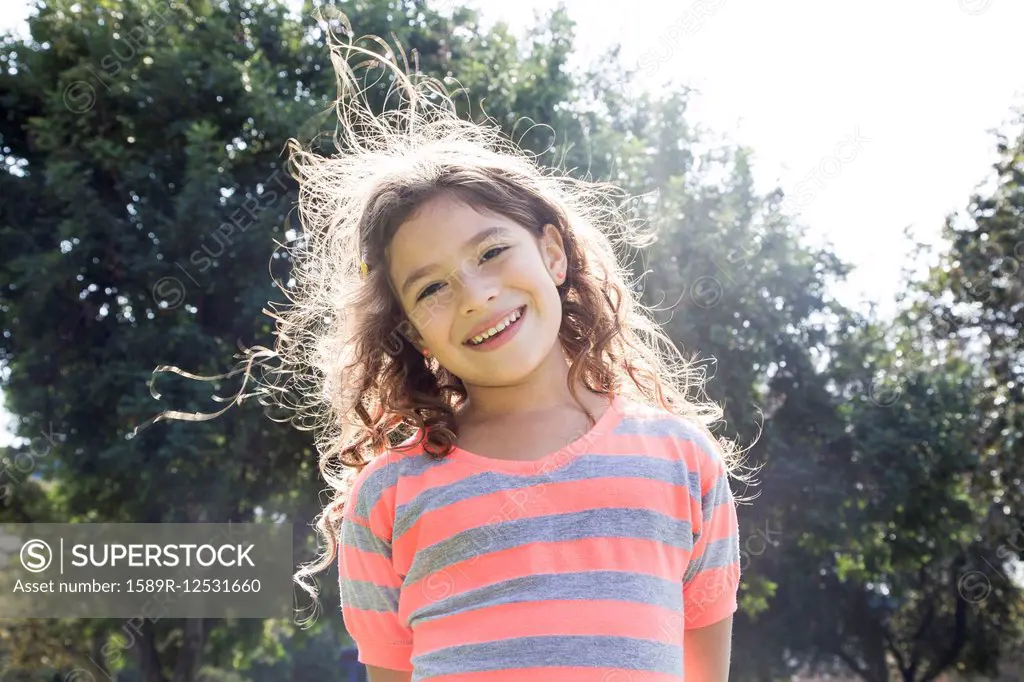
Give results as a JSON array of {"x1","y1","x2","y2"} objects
[
  {"x1": 455, "y1": 336, "x2": 562, "y2": 388},
  {"x1": 459, "y1": 362, "x2": 536, "y2": 387}
]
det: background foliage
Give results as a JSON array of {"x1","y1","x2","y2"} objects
[{"x1": 1, "y1": 1, "x2": 1021, "y2": 680}]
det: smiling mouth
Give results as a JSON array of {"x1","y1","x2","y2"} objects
[{"x1": 464, "y1": 306, "x2": 526, "y2": 347}]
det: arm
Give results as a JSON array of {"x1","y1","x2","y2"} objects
[
  {"x1": 366, "y1": 665, "x2": 413, "y2": 682},
  {"x1": 679, "y1": 423, "x2": 741, "y2": 681},
  {"x1": 339, "y1": 458, "x2": 416, "y2": 675},
  {"x1": 683, "y1": 614, "x2": 734, "y2": 681}
]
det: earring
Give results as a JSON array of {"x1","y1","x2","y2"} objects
[{"x1": 422, "y1": 348, "x2": 431, "y2": 357}]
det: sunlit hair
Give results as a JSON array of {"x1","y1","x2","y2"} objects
[{"x1": 139, "y1": 13, "x2": 752, "y2": 624}]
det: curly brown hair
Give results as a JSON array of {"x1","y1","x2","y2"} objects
[{"x1": 140, "y1": 15, "x2": 751, "y2": 624}]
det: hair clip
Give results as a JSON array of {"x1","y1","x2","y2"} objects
[{"x1": 359, "y1": 260, "x2": 369, "y2": 278}]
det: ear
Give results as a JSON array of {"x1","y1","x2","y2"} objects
[{"x1": 538, "y1": 223, "x2": 568, "y2": 282}]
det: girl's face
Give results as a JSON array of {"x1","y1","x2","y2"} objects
[{"x1": 386, "y1": 194, "x2": 568, "y2": 387}]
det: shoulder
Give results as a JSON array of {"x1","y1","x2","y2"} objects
[
  {"x1": 346, "y1": 433, "x2": 428, "y2": 519},
  {"x1": 614, "y1": 396, "x2": 726, "y2": 472}
]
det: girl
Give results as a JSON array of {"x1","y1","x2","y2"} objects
[{"x1": 165, "y1": 18, "x2": 747, "y2": 682}]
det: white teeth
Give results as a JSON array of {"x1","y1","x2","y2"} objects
[{"x1": 469, "y1": 308, "x2": 522, "y2": 345}]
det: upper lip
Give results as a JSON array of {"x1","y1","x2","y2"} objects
[{"x1": 463, "y1": 306, "x2": 525, "y2": 344}]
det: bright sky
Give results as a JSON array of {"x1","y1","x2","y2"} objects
[
  {"x1": 469, "y1": 0, "x2": 1024, "y2": 318},
  {"x1": 1, "y1": 0, "x2": 1022, "y2": 444}
]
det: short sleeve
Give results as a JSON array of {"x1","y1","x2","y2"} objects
[
  {"x1": 681, "y1": 430, "x2": 741, "y2": 630},
  {"x1": 338, "y1": 458, "x2": 415, "y2": 671}
]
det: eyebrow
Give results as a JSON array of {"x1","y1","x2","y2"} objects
[{"x1": 399, "y1": 226, "x2": 508, "y2": 296}]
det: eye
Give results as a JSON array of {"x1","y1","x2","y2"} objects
[
  {"x1": 414, "y1": 246, "x2": 508, "y2": 302},
  {"x1": 416, "y1": 281, "x2": 445, "y2": 302},
  {"x1": 481, "y1": 245, "x2": 508, "y2": 262}
]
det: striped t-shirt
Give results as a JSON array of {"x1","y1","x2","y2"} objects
[{"x1": 338, "y1": 393, "x2": 741, "y2": 681}]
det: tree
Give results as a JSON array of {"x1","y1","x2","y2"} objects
[
  {"x1": 0, "y1": 0, "x2": 362, "y2": 678},
  {"x1": 741, "y1": 112, "x2": 1024, "y2": 682},
  {"x1": 916, "y1": 107, "x2": 1023, "y2": 519},
  {"x1": 0, "y1": 0, "x2": 605, "y2": 678}
]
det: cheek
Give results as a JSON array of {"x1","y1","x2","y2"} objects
[
  {"x1": 411, "y1": 301, "x2": 453, "y2": 340},
  {"x1": 505, "y1": 253, "x2": 547, "y2": 286}
]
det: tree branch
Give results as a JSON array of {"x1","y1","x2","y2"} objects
[
  {"x1": 836, "y1": 646, "x2": 878, "y2": 682},
  {"x1": 920, "y1": 588, "x2": 968, "y2": 682}
]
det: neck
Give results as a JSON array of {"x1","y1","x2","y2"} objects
[{"x1": 456, "y1": 343, "x2": 602, "y2": 425}]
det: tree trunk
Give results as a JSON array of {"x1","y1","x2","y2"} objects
[
  {"x1": 136, "y1": 619, "x2": 166, "y2": 682},
  {"x1": 170, "y1": 618, "x2": 205, "y2": 682}
]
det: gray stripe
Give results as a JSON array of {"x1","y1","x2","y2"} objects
[
  {"x1": 614, "y1": 416, "x2": 723, "y2": 463},
  {"x1": 339, "y1": 517, "x2": 402, "y2": 613},
  {"x1": 394, "y1": 454, "x2": 702, "y2": 541},
  {"x1": 411, "y1": 635, "x2": 682, "y2": 679},
  {"x1": 350, "y1": 456, "x2": 406, "y2": 520},
  {"x1": 682, "y1": 535, "x2": 741, "y2": 584},
  {"x1": 410, "y1": 570, "x2": 683, "y2": 624},
  {"x1": 340, "y1": 516, "x2": 391, "y2": 559},
  {"x1": 701, "y1": 473, "x2": 733, "y2": 523},
  {"x1": 339, "y1": 577, "x2": 401, "y2": 613},
  {"x1": 405, "y1": 508, "x2": 693, "y2": 585}
]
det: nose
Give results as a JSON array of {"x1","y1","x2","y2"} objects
[{"x1": 458, "y1": 272, "x2": 499, "y2": 317}]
